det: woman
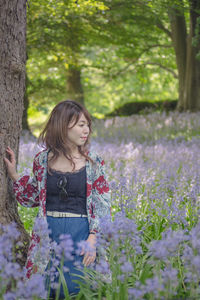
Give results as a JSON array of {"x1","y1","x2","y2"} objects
[{"x1": 4, "y1": 100, "x2": 111, "y2": 298}]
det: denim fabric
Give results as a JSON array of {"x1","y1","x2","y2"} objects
[{"x1": 45, "y1": 216, "x2": 89, "y2": 298}]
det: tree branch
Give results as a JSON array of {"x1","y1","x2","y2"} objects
[
  {"x1": 156, "y1": 20, "x2": 172, "y2": 38},
  {"x1": 147, "y1": 43, "x2": 173, "y2": 49},
  {"x1": 140, "y1": 61, "x2": 178, "y2": 78},
  {"x1": 81, "y1": 43, "x2": 176, "y2": 89}
]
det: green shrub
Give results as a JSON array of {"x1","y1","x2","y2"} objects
[{"x1": 106, "y1": 100, "x2": 178, "y2": 117}]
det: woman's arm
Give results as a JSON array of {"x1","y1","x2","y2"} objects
[
  {"x1": 82, "y1": 155, "x2": 111, "y2": 266},
  {"x1": 90, "y1": 156, "x2": 111, "y2": 233},
  {"x1": 4, "y1": 147, "x2": 40, "y2": 208}
]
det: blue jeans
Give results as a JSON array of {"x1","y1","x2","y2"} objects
[{"x1": 45, "y1": 216, "x2": 89, "y2": 298}]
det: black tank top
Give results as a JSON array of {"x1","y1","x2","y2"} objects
[{"x1": 46, "y1": 165, "x2": 87, "y2": 215}]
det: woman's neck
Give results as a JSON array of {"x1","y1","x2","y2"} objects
[
  {"x1": 67, "y1": 143, "x2": 80, "y2": 157},
  {"x1": 70, "y1": 147, "x2": 81, "y2": 158},
  {"x1": 58, "y1": 147, "x2": 82, "y2": 159}
]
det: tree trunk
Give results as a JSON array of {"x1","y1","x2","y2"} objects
[
  {"x1": 169, "y1": 1, "x2": 200, "y2": 111},
  {"x1": 22, "y1": 75, "x2": 31, "y2": 131},
  {"x1": 0, "y1": 0, "x2": 30, "y2": 265},
  {"x1": 66, "y1": 64, "x2": 84, "y2": 104},
  {"x1": 22, "y1": 93, "x2": 32, "y2": 133},
  {"x1": 182, "y1": 0, "x2": 200, "y2": 110},
  {"x1": 168, "y1": 4, "x2": 187, "y2": 110}
]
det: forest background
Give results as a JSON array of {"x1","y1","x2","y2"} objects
[{"x1": 25, "y1": 0, "x2": 200, "y2": 136}]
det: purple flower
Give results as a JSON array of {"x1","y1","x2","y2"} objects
[
  {"x1": 16, "y1": 274, "x2": 47, "y2": 299},
  {"x1": 120, "y1": 261, "x2": 134, "y2": 273},
  {"x1": 3, "y1": 292, "x2": 16, "y2": 300},
  {"x1": 96, "y1": 259, "x2": 110, "y2": 275},
  {"x1": 58, "y1": 233, "x2": 74, "y2": 260},
  {"x1": 128, "y1": 287, "x2": 145, "y2": 299},
  {"x1": 148, "y1": 229, "x2": 187, "y2": 261},
  {"x1": 117, "y1": 274, "x2": 125, "y2": 282},
  {"x1": 142, "y1": 276, "x2": 164, "y2": 296},
  {"x1": 160, "y1": 266, "x2": 178, "y2": 292},
  {"x1": 76, "y1": 239, "x2": 93, "y2": 256}
]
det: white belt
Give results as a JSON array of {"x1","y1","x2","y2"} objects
[{"x1": 46, "y1": 211, "x2": 88, "y2": 218}]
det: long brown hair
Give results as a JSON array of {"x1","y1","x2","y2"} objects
[{"x1": 38, "y1": 100, "x2": 94, "y2": 172}]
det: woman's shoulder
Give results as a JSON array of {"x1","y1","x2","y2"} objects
[
  {"x1": 87, "y1": 150, "x2": 104, "y2": 164},
  {"x1": 33, "y1": 148, "x2": 49, "y2": 165}
]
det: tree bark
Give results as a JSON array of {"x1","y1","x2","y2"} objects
[
  {"x1": 0, "y1": 0, "x2": 30, "y2": 265},
  {"x1": 66, "y1": 64, "x2": 84, "y2": 104},
  {"x1": 22, "y1": 75, "x2": 32, "y2": 132},
  {"x1": 168, "y1": 3, "x2": 187, "y2": 110},
  {"x1": 182, "y1": 0, "x2": 200, "y2": 110},
  {"x1": 22, "y1": 74, "x2": 36, "y2": 138},
  {"x1": 168, "y1": 0, "x2": 200, "y2": 111}
]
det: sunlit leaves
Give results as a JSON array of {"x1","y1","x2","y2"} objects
[{"x1": 26, "y1": 0, "x2": 184, "y2": 117}]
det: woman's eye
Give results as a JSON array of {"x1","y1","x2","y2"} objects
[{"x1": 79, "y1": 124, "x2": 89, "y2": 127}]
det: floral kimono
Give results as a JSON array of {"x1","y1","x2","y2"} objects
[{"x1": 13, "y1": 149, "x2": 111, "y2": 278}]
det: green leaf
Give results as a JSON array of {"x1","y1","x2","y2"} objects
[{"x1": 57, "y1": 267, "x2": 71, "y2": 300}]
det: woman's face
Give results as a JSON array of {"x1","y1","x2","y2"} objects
[{"x1": 67, "y1": 113, "x2": 90, "y2": 148}]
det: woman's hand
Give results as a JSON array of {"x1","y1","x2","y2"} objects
[
  {"x1": 4, "y1": 146, "x2": 20, "y2": 181},
  {"x1": 81, "y1": 233, "x2": 96, "y2": 266}
]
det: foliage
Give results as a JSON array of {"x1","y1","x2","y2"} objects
[
  {"x1": 26, "y1": 0, "x2": 181, "y2": 119},
  {"x1": 26, "y1": 0, "x2": 109, "y2": 109},
  {"x1": 106, "y1": 99, "x2": 177, "y2": 117}
]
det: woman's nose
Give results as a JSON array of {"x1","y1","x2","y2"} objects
[{"x1": 84, "y1": 127, "x2": 89, "y2": 134}]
